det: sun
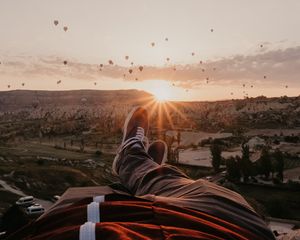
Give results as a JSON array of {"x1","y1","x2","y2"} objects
[
  {"x1": 142, "y1": 80, "x2": 172, "y2": 102},
  {"x1": 153, "y1": 88, "x2": 171, "y2": 102}
]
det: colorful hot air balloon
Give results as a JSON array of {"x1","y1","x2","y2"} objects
[
  {"x1": 151, "y1": 42, "x2": 155, "y2": 47},
  {"x1": 210, "y1": 28, "x2": 214, "y2": 32},
  {"x1": 63, "y1": 60, "x2": 67, "y2": 65},
  {"x1": 191, "y1": 52, "x2": 195, "y2": 56},
  {"x1": 22, "y1": 83, "x2": 25, "y2": 86},
  {"x1": 100, "y1": 64, "x2": 103, "y2": 68},
  {"x1": 129, "y1": 69, "x2": 133, "y2": 74},
  {"x1": 108, "y1": 60, "x2": 114, "y2": 65},
  {"x1": 165, "y1": 37, "x2": 168, "y2": 41},
  {"x1": 138, "y1": 66, "x2": 143, "y2": 71},
  {"x1": 54, "y1": 20, "x2": 59, "y2": 26},
  {"x1": 63, "y1": 26, "x2": 68, "y2": 32},
  {"x1": 125, "y1": 56, "x2": 129, "y2": 60},
  {"x1": 264, "y1": 75, "x2": 267, "y2": 79},
  {"x1": 131, "y1": 62, "x2": 134, "y2": 66},
  {"x1": 166, "y1": 57, "x2": 170, "y2": 61}
]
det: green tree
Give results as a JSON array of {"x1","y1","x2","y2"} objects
[
  {"x1": 240, "y1": 144, "x2": 252, "y2": 182},
  {"x1": 260, "y1": 147, "x2": 272, "y2": 179},
  {"x1": 274, "y1": 149, "x2": 284, "y2": 181},
  {"x1": 210, "y1": 143, "x2": 222, "y2": 173},
  {"x1": 226, "y1": 157, "x2": 241, "y2": 182}
]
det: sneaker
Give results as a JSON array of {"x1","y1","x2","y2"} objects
[
  {"x1": 148, "y1": 140, "x2": 168, "y2": 165},
  {"x1": 112, "y1": 107, "x2": 149, "y2": 176}
]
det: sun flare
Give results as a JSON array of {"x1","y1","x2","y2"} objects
[
  {"x1": 153, "y1": 88, "x2": 170, "y2": 102},
  {"x1": 142, "y1": 80, "x2": 173, "y2": 102}
]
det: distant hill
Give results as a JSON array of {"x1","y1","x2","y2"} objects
[
  {"x1": 0, "y1": 91, "x2": 299, "y2": 137},
  {"x1": 0, "y1": 89, "x2": 153, "y2": 111}
]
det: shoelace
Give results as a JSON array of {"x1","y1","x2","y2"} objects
[{"x1": 120, "y1": 127, "x2": 148, "y2": 152}]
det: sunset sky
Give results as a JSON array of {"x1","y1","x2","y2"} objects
[{"x1": 0, "y1": 0, "x2": 299, "y2": 101}]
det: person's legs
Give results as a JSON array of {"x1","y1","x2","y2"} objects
[
  {"x1": 112, "y1": 106, "x2": 193, "y2": 196},
  {"x1": 118, "y1": 142, "x2": 193, "y2": 195},
  {"x1": 112, "y1": 107, "x2": 275, "y2": 239}
]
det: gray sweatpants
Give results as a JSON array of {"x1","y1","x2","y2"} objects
[{"x1": 118, "y1": 143, "x2": 275, "y2": 240}]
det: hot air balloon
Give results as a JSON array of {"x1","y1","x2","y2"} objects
[
  {"x1": 129, "y1": 69, "x2": 133, "y2": 74},
  {"x1": 165, "y1": 38, "x2": 168, "y2": 41},
  {"x1": 54, "y1": 20, "x2": 59, "y2": 26},
  {"x1": 285, "y1": 85, "x2": 288, "y2": 88},
  {"x1": 191, "y1": 52, "x2": 195, "y2": 56},
  {"x1": 199, "y1": 61, "x2": 202, "y2": 64},
  {"x1": 202, "y1": 69, "x2": 205, "y2": 72},
  {"x1": 7, "y1": 85, "x2": 10, "y2": 88},
  {"x1": 125, "y1": 56, "x2": 129, "y2": 60},
  {"x1": 135, "y1": 78, "x2": 138, "y2": 81},
  {"x1": 100, "y1": 64, "x2": 103, "y2": 68},
  {"x1": 210, "y1": 28, "x2": 214, "y2": 32},
  {"x1": 251, "y1": 85, "x2": 253, "y2": 88},
  {"x1": 264, "y1": 75, "x2": 267, "y2": 79},
  {"x1": 166, "y1": 57, "x2": 170, "y2": 61},
  {"x1": 172, "y1": 83, "x2": 175, "y2": 86},
  {"x1": 206, "y1": 77, "x2": 209, "y2": 81},
  {"x1": 131, "y1": 62, "x2": 134, "y2": 66},
  {"x1": 94, "y1": 82, "x2": 97, "y2": 86},
  {"x1": 260, "y1": 44, "x2": 263, "y2": 48},
  {"x1": 57, "y1": 80, "x2": 61, "y2": 84},
  {"x1": 22, "y1": 83, "x2": 25, "y2": 86},
  {"x1": 138, "y1": 66, "x2": 143, "y2": 71},
  {"x1": 151, "y1": 42, "x2": 155, "y2": 47},
  {"x1": 63, "y1": 60, "x2": 67, "y2": 65},
  {"x1": 243, "y1": 84, "x2": 245, "y2": 87},
  {"x1": 63, "y1": 26, "x2": 68, "y2": 32},
  {"x1": 108, "y1": 60, "x2": 114, "y2": 65},
  {"x1": 230, "y1": 92, "x2": 233, "y2": 95}
]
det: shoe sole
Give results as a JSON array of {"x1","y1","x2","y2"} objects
[
  {"x1": 112, "y1": 106, "x2": 141, "y2": 176},
  {"x1": 149, "y1": 140, "x2": 168, "y2": 164}
]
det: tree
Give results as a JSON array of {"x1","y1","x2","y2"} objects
[
  {"x1": 240, "y1": 144, "x2": 252, "y2": 182},
  {"x1": 260, "y1": 147, "x2": 272, "y2": 179},
  {"x1": 226, "y1": 156, "x2": 241, "y2": 182},
  {"x1": 177, "y1": 131, "x2": 181, "y2": 146},
  {"x1": 210, "y1": 143, "x2": 222, "y2": 173},
  {"x1": 274, "y1": 149, "x2": 284, "y2": 181}
]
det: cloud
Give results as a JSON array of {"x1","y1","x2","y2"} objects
[{"x1": 1, "y1": 46, "x2": 300, "y2": 89}]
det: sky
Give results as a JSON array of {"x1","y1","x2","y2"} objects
[{"x1": 0, "y1": 0, "x2": 299, "y2": 101}]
